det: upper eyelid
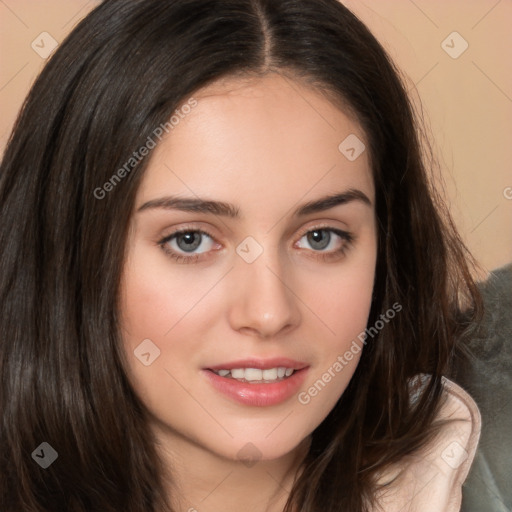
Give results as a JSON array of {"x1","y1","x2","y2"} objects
[
  {"x1": 296, "y1": 223, "x2": 349, "y2": 236},
  {"x1": 164, "y1": 217, "x2": 350, "y2": 234},
  {"x1": 160, "y1": 226, "x2": 216, "y2": 243},
  {"x1": 161, "y1": 222, "x2": 350, "y2": 238}
]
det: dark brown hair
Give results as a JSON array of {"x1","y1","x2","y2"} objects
[{"x1": 0, "y1": 0, "x2": 482, "y2": 510}]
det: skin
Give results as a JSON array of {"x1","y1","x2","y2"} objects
[{"x1": 119, "y1": 72, "x2": 377, "y2": 512}]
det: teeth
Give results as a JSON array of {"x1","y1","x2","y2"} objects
[
  {"x1": 262, "y1": 368, "x2": 278, "y2": 380},
  {"x1": 245, "y1": 368, "x2": 263, "y2": 381},
  {"x1": 212, "y1": 367, "x2": 296, "y2": 382},
  {"x1": 231, "y1": 369, "x2": 245, "y2": 379}
]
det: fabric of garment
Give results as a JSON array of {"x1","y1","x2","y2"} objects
[{"x1": 373, "y1": 375, "x2": 481, "y2": 512}]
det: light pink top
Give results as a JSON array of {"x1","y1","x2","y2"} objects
[{"x1": 373, "y1": 376, "x2": 481, "y2": 512}]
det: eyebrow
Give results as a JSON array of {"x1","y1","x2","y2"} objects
[{"x1": 136, "y1": 188, "x2": 372, "y2": 218}]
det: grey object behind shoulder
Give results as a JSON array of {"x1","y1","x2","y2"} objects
[{"x1": 456, "y1": 262, "x2": 512, "y2": 512}]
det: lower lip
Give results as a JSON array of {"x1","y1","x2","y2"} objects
[{"x1": 202, "y1": 368, "x2": 309, "y2": 407}]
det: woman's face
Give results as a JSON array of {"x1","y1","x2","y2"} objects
[{"x1": 119, "y1": 73, "x2": 377, "y2": 463}]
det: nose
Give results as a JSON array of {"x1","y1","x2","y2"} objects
[{"x1": 226, "y1": 246, "x2": 302, "y2": 339}]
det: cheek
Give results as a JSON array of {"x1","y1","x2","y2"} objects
[
  {"x1": 119, "y1": 243, "x2": 214, "y2": 342},
  {"x1": 328, "y1": 271, "x2": 374, "y2": 341},
  {"x1": 118, "y1": 244, "x2": 224, "y2": 393},
  {"x1": 120, "y1": 280, "x2": 170, "y2": 342},
  {"x1": 310, "y1": 245, "x2": 376, "y2": 346},
  {"x1": 117, "y1": 257, "x2": 200, "y2": 418},
  {"x1": 298, "y1": 238, "x2": 376, "y2": 407},
  {"x1": 117, "y1": 248, "x2": 186, "y2": 385}
]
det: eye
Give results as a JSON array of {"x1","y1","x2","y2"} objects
[
  {"x1": 158, "y1": 228, "x2": 218, "y2": 264},
  {"x1": 158, "y1": 225, "x2": 354, "y2": 264},
  {"x1": 295, "y1": 227, "x2": 354, "y2": 261}
]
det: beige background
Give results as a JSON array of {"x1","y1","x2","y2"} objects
[{"x1": 1, "y1": 0, "x2": 511, "y2": 277}]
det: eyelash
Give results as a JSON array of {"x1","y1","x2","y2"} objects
[{"x1": 157, "y1": 225, "x2": 355, "y2": 264}]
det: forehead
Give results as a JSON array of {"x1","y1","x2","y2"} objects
[{"x1": 137, "y1": 72, "x2": 374, "y2": 210}]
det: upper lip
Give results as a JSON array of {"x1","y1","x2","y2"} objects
[{"x1": 206, "y1": 358, "x2": 308, "y2": 371}]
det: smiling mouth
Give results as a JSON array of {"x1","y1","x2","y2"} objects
[{"x1": 208, "y1": 367, "x2": 297, "y2": 383}]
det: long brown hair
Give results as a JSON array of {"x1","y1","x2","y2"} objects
[{"x1": 0, "y1": 0, "x2": 482, "y2": 510}]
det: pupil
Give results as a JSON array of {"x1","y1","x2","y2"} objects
[
  {"x1": 178, "y1": 232, "x2": 201, "y2": 252},
  {"x1": 308, "y1": 230, "x2": 329, "y2": 250}
]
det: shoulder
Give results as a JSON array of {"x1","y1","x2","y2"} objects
[{"x1": 373, "y1": 375, "x2": 482, "y2": 512}]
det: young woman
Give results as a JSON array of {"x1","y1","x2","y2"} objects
[{"x1": 0, "y1": 1, "x2": 483, "y2": 511}]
